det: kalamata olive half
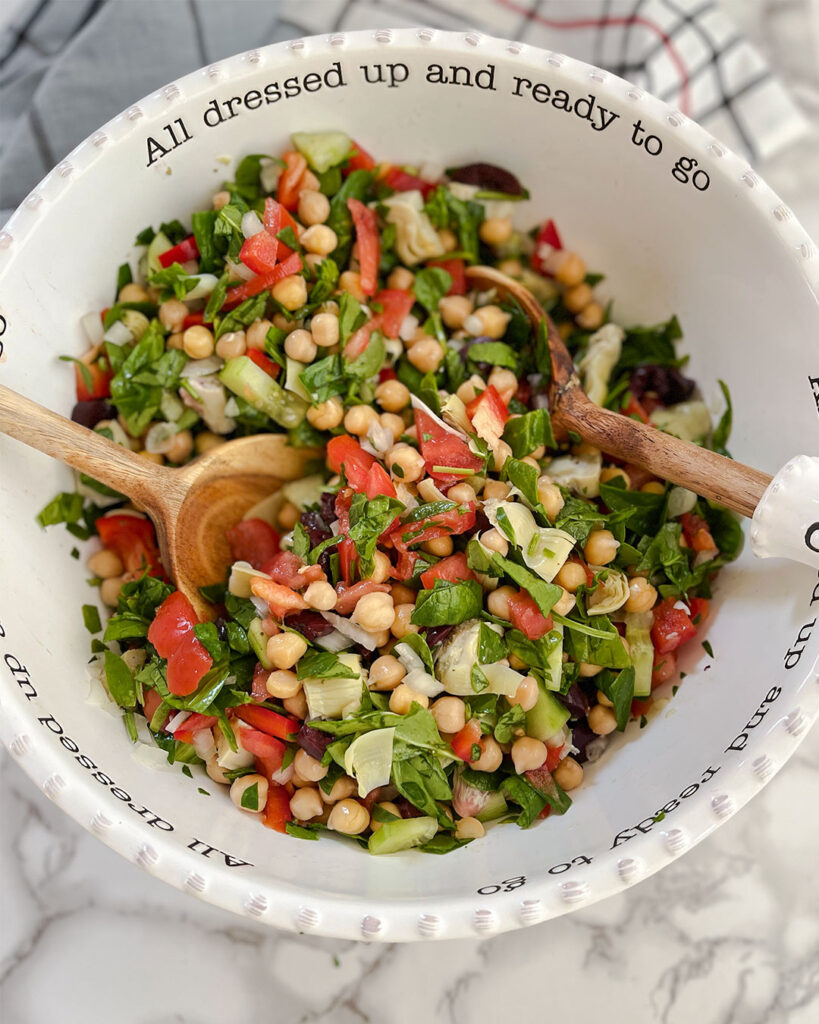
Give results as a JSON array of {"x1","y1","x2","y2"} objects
[
  {"x1": 71, "y1": 399, "x2": 116, "y2": 429},
  {"x1": 447, "y1": 162, "x2": 527, "y2": 196}
]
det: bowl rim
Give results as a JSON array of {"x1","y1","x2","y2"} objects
[{"x1": 1, "y1": 26, "x2": 818, "y2": 943}]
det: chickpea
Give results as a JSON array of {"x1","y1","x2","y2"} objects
[
  {"x1": 641, "y1": 481, "x2": 665, "y2": 495},
  {"x1": 389, "y1": 683, "x2": 429, "y2": 715},
  {"x1": 390, "y1": 582, "x2": 416, "y2": 605},
  {"x1": 195, "y1": 431, "x2": 224, "y2": 455},
  {"x1": 266, "y1": 631, "x2": 308, "y2": 670},
  {"x1": 246, "y1": 318, "x2": 272, "y2": 351},
  {"x1": 479, "y1": 217, "x2": 513, "y2": 247},
  {"x1": 206, "y1": 757, "x2": 230, "y2": 785},
  {"x1": 625, "y1": 576, "x2": 658, "y2": 614},
  {"x1": 552, "y1": 587, "x2": 576, "y2": 616},
  {"x1": 137, "y1": 450, "x2": 164, "y2": 464},
  {"x1": 182, "y1": 325, "x2": 215, "y2": 359},
  {"x1": 584, "y1": 529, "x2": 619, "y2": 566},
  {"x1": 215, "y1": 330, "x2": 247, "y2": 361},
  {"x1": 166, "y1": 429, "x2": 194, "y2": 464},
  {"x1": 278, "y1": 501, "x2": 299, "y2": 530},
  {"x1": 370, "y1": 801, "x2": 402, "y2": 833},
  {"x1": 339, "y1": 270, "x2": 365, "y2": 302},
  {"x1": 447, "y1": 482, "x2": 475, "y2": 504},
  {"x1": 369, "y1": 655, "x2": 406, "y2": 691},
  {"x1": 344, "y1": 404, "x2": 379, "y2": 436},
  {"x1": 455, "y1": 379, "x2": 479, "y2": 404},
  {"x1": 438, "y1": 227, "x2": 458, "y2": 252},
  {"x1": 119, "y1": 282, "x2": 149, "y2": 304},
  {"x1": 374, "y1": 378, "x2": 410, "y2": 412},
  {"x1": 212, "y1": 189, "x2": 230, "y2": 210},
  {"x1": 600, "y1": 466, "x2": 630, "y2": 488},
  {"x1": 310, "y1": 312, "x2": 340, "y2": 348},
  {"x1": 537, "y1": 479, "x2": 564, "y2": 520},
  {"x1": 511, "y1": 736, "x2": 548, "y2": 774},
  {"x1": 491, "y1": 439, "x2": 513, "y2": 472},
  {"x1": 290, "y1": 786, "x2": 324, "y2": 821},
  {"x1": 300, "y1": 224, "x2": 338, "y2": 256},
  {"x1": 487, "y1": 367, "x2": 518, "y2": 404},
  {"x1": 597, "y1": 690, "x2": 614, "y2": 708},
  {"x1": 100, "y1": 576, "x2": 124, "y2": 607},
  {"x1": 379, "y1": 412, "x2": 405, "y2": 440},
  {"x1": 480, "y1": 529, "x2": 508, "y2": 556},
  {"x1": 553, "y1": 755, "x2": 584, "y2": 791},
  {"x1": 554, "y1": 252, "x2": 586, "y2": 287},
  {"x1": 387, "y1": 266, "x2": 414, "y2": 290},
  {"x1": 487, "y1": 585, "x2": 516, "y2": 620},
  {"x1": 266, "y1": 670, "x2": 302, "y2": 699},
  {"x1": 293, "y1": 749, "x2": 328, "y2": 783},
  {"x1": 283, "y1": 690, "x2": 309, "y2": 719},
  {"x1": 423, "y1": 535, "x2": 453, "y2": 557},
  {"x1": 272, "y1": 313, "x2": 297, "y2": 334},
  {"x1": 272, "y1": 274, "x2": 308, "y2": 311},
  {"x1": 588, "y1": 703, "x2": 618, "y2": 736},
  {"x1": 387, "y1": 443, "x2": 425, "y2": 483},
  {"x1": 390, "y1": 603, "x2": 418, "y2": 640},
  {"x1": 369, "y1": 550, "x2": 392, "y2": 586},
  {"x1": 284, "y1": 328, "x2": 317, "y2": 363},
  {"x1": 158, "y1": 298, "x2": 188, "y2": 332},
  {"x1": 431, "y1": 696, "x2": 466, "y2": 734},
  {"x1": 440, "y1": 295, "x2": 474, "y2": 329},
  {"x1": 327, "y1": 798, "x2": 370, "y2": 835},
  {"x1": 456, "y1": 816, "x2": 486, "y2": 840},
  {"x1": 576, "y1": 303, "x2": 604, "y2": 331},
  {"x1": 508, "y1": 676, "x2": 539, "y2": 712},
  {"x1": 407, "y1": 338, "x2": 444, "y2": 374},
  {"x1": 555, "y1": 561, "x2": 587, "y2": 593},
  {"x1": 304, "y1": 580, "x2": 337, "y2": 611},
  {"x1": 298, "y1": 189, "x2": 330, "y2": 226},
  {"x1": 483, "y1": 479, "x2": 510, "y2": 501},
  {"x1": 321, "y1": 775, "x2": 357, "y2": 805},
  {"x1": 563, "y1": 282, "x2": 593, "y2": 314},
  {"x1": 166, "y1": 332, "x2": 184, "y2": 351},
  {"x1": 230, "y1": 773, "x2": 268, "y2": 813},
  {"x1": 578, "y1": 662, "x2": 604, "y2": 678},
  {"x1": 300, "y1": 169, "x2": 320, "y2": 191},
  {"x1": 87, "y1": 549, "x2": 123, "y2": 579},
  {"x1": 472, "y1": 735, "x2": 503, "y2": 773},
  {"x1": 352, "y1": 592, "x2": 395, "y2": 632},
  {"x1": 497, "y1": 258, "x2": 523, "y2": 277},
  {"x1": 307, "y1": 396, "x2": 344, "y2": 431},
  {"x1": 467, "y1": 305, "x2": 511, "y2": 340}
]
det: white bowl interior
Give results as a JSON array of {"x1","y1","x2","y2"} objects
[{"x1": 1, "y1": 31, "x2": 818, "y2": 940}]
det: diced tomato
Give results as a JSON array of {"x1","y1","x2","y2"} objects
[
  {"x1": 365, "y1": 461, "x2": 397, "y2": 500},
  {"x1": 515, "y1": 378, "x2": 532, "y2": 407},
  {"x1": 420, "y1": 552, "x2": 475, "y2": 589},
  {"x1": 182, "y1": 311, "x2": 204, "y2": 330},
  {"x1": 383, "y1": 166, "x2": 435, "y2": 199},
  {"x1": 451, "y1": 719, "x2": 483, "y2": 761},
  {"x1": 252, "y1": 663, "x2": 271, "y2": 701},
  {"x1": 260, "y1": 550, "x2": 306, "y2": 589},
  {"x1": 249, "y1": 576, "x2": 308, "y2": 619},
  {"x1": 466, "y1": 384, "x2": 509, "y2": 435},
  {"x1": 225, "y1": 518, "x2": 280, "y2": 570},
  {"x1": 650, "y1": 597, "x2": 697, "y2": 654},
  {"x1": 262, "y1": 198, "x2": 299, "y2": 260},
  {"x1": 544, "y1": 746, "x2": 563, "y2": 772},
  {"x1": 343, "y1": 319, "x2": 380, "y2": 361},
  {"x1": 530, "y1": 218, "x2": 563, "y2": 276},
  {"x1": 538, "y1": 805, "x2": 552, "y2": 820},
  {"x1": 277, "y1": 150, "x2": 308, "y2": 211},
  {"x1": 147, "y1": 591, "x2": 213, "y2": 697},
  {"x1": 687, "y1": 596, "x2": 710, "y2": 626},
  {"x1": 427, "y1": 258, "x2": 466, "y2": 295},
  {"x1": 157, "y1": 235, "x2": 199, "y2": 269},
  {"x1": 174, "y1": 713, "x2": 217, "y2": 744},
  {"x1": 379, "y1": 366, "x2": 397, "y2": 383},
  {"x1": 75, "y1": 360, "x2": 112, "y2": 402},
  {"x1": 622, "y1": 393, "x2": 651, "y2": 424},
  {"x1": 631, "y1": 697, "x2": 653, "y2": 717},
  {"x1": 681, "y1": 513, "x2": 718, "y2": 555},
  {"x1": 326, "y1": 435, "x2": 376, "y2": 492},
  {"x1": 338, "y1": 537, "x2": 358, "y2": 585},
  {"x1": 141, "y1": 688, "x2": 166, "y2": 728},
  {"x1": 392, "y1": 549, "x2": 420, "y2": 580},
  {"x1": 237, "y1": 725, "x2": 285, "y2": 765},
  {"x1": 652, "y1": 649, "x2": 677, "y2": 688},
  {"x1": 346, "y1": 141, "x2": 376, "y2": 173},
  {"x1": 347, "y1": 198, "x2": 380, "y2": 296},
  {"x1": 262, "y1": 782, "x2": 292, "y2": 832},
  {"x1": 96, "y1": 514, "x2": 164, "y2": 577},
  {"x1": 234, "y1": 706, "x2": 299, "y2": 741},
  {"x1": 374, "y1": 288, "x2": 414, "y2": 338},
  {"x1": 414, "y1": 406, "x2": 484, "y2": 484},
  {"x1": 507, "y1": 591, "x2": 553, "y2": 640},
  {"x1": 223, "y1": 252, "x2": 303, "y2": 309},
  {"x1": 246, "y1": 349, "x2": 280, "y2": 379},
  {"x1": 387, "y1": 503, "x2": 476, "y2": 553},
  {"x1": 239, "y1": 230, "x2": 280, "y2": 276}
]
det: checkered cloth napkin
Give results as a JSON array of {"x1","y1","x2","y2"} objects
[{"x1": 0, "y1": 0, "x2": 808, "y2": 217}]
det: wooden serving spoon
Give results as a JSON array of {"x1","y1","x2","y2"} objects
[
  {"x1": 0, "y1": 384, "x2": 316, "y2": 619},
  {"x1": 466, "y1": 265, "x2": 773, "y2": 518}
]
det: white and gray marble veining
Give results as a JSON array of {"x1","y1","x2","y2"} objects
[{"x1": 2, "y1": 2, "x2": 819, "y2": 1022}]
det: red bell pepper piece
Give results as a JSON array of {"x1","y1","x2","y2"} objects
[
  {"x1": 383, "y1": 166, "x2": 435, "y2": 199},
  {"x1": 158, "y1": 235, "x2": 200, "y2": 269},
  {"x1": 96, "y1": 514, "x2": 164, "y2": 577},
  {"x1": 261, "y1": 197, "x2": 299, "y2": 260},
  {"x1": 277, "y1": 151, "x2": 308, "y2": 211},
  {"x1": 141, "y1": 688, "x2": 168, "y2": 730},
  {"x1": 343, "y1": 319, "x2": 381, "y2": 361},
  {"x1": 223, "y1": 252, "x2": 303, "y2": 309},
  {"x1": 182, "y1": 311, "x2": 204, "y2": 330},
  {"x1": 237, "y1": 725, "x2": 286, "y2": 765},
  {"x1": 530, "y1": 218, "x2": 563, "y2": 276},
  {"x1": 466, "y1": 384, "x2": 509, "y2": 430},
  {"x1": 347, "y1": 197, "x2": 380, "y2": 297},
  {"x1": 249, "y1": 576, "x2": 308, "y2": 619},
  {"x1": 428, "y1": 258, "x2": 467, "y2": 295},
  {"x1": 246, "y1": 349, "x2": 280, "y2": 379},
  {"x1": 234, "y1": 706, "x2": 299, "y2": 741},
  {"x1": 239, "y1": 230, "x2": 280, "y2": 276},
  {"x1": 262, "y1": 782, "x2": 292, "y2": 832}
]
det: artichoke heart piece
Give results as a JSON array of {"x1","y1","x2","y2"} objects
[
  {"x1": 382, "y1": 191, "x2": 446, "y2": 265},
  {"x1": 586, "y1": 566, "x2": 630, "y2": 616}
]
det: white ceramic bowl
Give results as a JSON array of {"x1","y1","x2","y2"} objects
[{"x1": 1, "y1": 29, "x2": 818, "y2": 943}]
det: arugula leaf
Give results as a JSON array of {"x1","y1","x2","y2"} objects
[
  {"x1": 215, "y1": 293, "x2": 267, "y2": 340},
  {"x1": 443, "y1": 191, "x2": 483, "y2": 263},
  {"x1": 299, "y1": 354, "x2": 346, "y2": 403},
  {"x1": 413, "y1": 267, "x2": 451, "y2": 313},
  {"x1": 422, "y1": 187, "x2": 449, "y2": 228},
  {"x1": 444, "y1": 345, "x2": 466, "y2": 393},
  {"x1": 494, "y1": 703, "x2": 526, "y2": 744},
  {"x1": 468, "y1": 341, "x2": 517, "y2": 369},
  {"x1": 285, "y1": 821, "x2": 320, "y2": 840},
  {"x1": 562, "y1": 613, "x2": 630, "y2": 668},
  {"x1": 478, "y1": 622, "x2": 506, "y2": 663},
  {"x1": 502, "y1": 408, "x2": 555, "y2": 458},
  {"x1": 420, "y1": 833, "x2": 475, "y2": 854},
  {"x1": 410, "y1": 579, "x2": 483, "y2": 626},
  {"x1": 297, "y1": 649, "x2": 358, "y2": 680},
  {"x1": 328, "y1": 169, "x2": 375, "y2": 267},
  {"x1": 345, "y1": 332, "x2": 385, "y2": 382},
  {"x1": 193, "y1": 622, "x2": 228, "y2": 662},
  {"x1": 104, "y1": 651, "x2": 136, "y2": 708},
  {"x1": 490, "y1": 553, "x2": 562, "y2": 618},
  {"x1": 401, "y1": 500, "x2": 456, "y2": 524},
  {"x1": 599, "y1": 478, "x2": 666, "y2": 535},
  {"x1": 191, "y1": 210, "x2": 219, "y2": 273},
  {"x1": 149, "y1": 262, "x2": 199, "y2": 301},
  {"x1": 418, "y1": 371, "x2": 441, "y2": 416},
  {"x1": 37, "y1": 491, "x2": 83, "y2": 528},
  {"x1": 596, "y1": 666, "x2": 635, "y2": 731},
  {"x1": 338, "y1": 291, "x2": 366, "y2": 344},
  {"x1": 502, "y1": 458, "x2": 542, "y2": 509},
  {"x1": 112, "y1": 573, "x2": 174, "y2": 623},
  {"x1": 711, "y1": 379, "x2": 732, "y2": 455},
  {"x1": 116, "y1": 262, "x2": 133, "y2": 295},
  {"x1": 203, "y1": 272, "x2": 229, "y2": 323},
  {"x1": 348, "y1": 493, "x2": 404, "y2": 574},
  {"x1": 459, "y1": 765, "x2": 503, "y2": 791},
  {"x1": 499, "y1": 775, "x2": 546, "y2": 827},
  {"x1": 82, "y1": 604, "x2": 102, "y2": 634}
]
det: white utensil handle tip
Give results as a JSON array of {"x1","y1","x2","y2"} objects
[{"x1": 751, "y1": 455, "x2": 819, "y2": 569}]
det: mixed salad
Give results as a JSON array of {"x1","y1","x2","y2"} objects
[{"x1": 39, "y1": 131, "x2": 740, "y2": 854}]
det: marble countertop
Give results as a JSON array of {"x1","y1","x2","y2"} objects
[{"x1": 2, "y1": 3, "x2": 818, "y2": 1022}]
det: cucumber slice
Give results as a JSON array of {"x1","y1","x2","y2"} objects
[
  {"x1": 368, "y1": 816, "x2": 438, "y2": 855},
  {"x1": 220, "y1": 355, "x2": 307, "y2": 428},
  {"x1": 291, "y1": 131, "x2": 352, "y2": 174},
  {"x1": 526, "y1": 686, "x2": 570, "y2": 742},
  {"x1": 625, "y1": 611, "x2": 654, "y2": 696},
  {"x1": 248, "y1": 618, "x2": 272, "y2": 669},
  {"x1": 146, "y1": 231, "x2": 172, "y2": 277},
  {"x1": 475, "y1": 791, "x2": 508, "y2": 822}
]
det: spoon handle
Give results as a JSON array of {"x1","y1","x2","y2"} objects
[
  {"x1": 557, "y1": 391, "x2": 771, "y2": 518},
  {"x1": 0, "y1": 384, "x2": 168, "y2": 505}
]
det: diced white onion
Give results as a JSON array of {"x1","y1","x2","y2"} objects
[
  {"x1": 81, "y1": 311, "x2": 104, "y2": 345},
  {"x1": 184, "y1": 274, "x2": 219, "y2": 300},
  {"x1": 103, "y1": 320, "x2": 134, "y2": 345},
  {"x1": 399, "y1": 314, "x2": 419, "y2": 341},
  {"x1": 241, "y1": 210, "x2": 264, "y2": 239},
  {"x1": 226, "y1": 257, "x2": 255, "y2": 282},
  {"x1": 192, "y1": 729, "x2": 217, "y2": 761},
  {"x1": 314, "y1": 629, "x2": 354, "y2": 652},
  {"x1": 320, "y1": 611, "x2": 381, "y2": 650},
  {"x1": 250, "y1": 596, "x2": 270, "y2": 617},
  {"x1": 180, "y1": 356, "x2": 224, "y2": 379},
  {"x1": 270, "y1": 762, "x2": 295, "y2": 785},
  {"x1": 165, "y1": 710, "x2": 191, "y2": 734},
  {"x1": 410, "y1": 394, "x2": 467, "y2": 439},
  {"x1": 144, "y1": 421, "x2": 178, "y2": 455}
]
